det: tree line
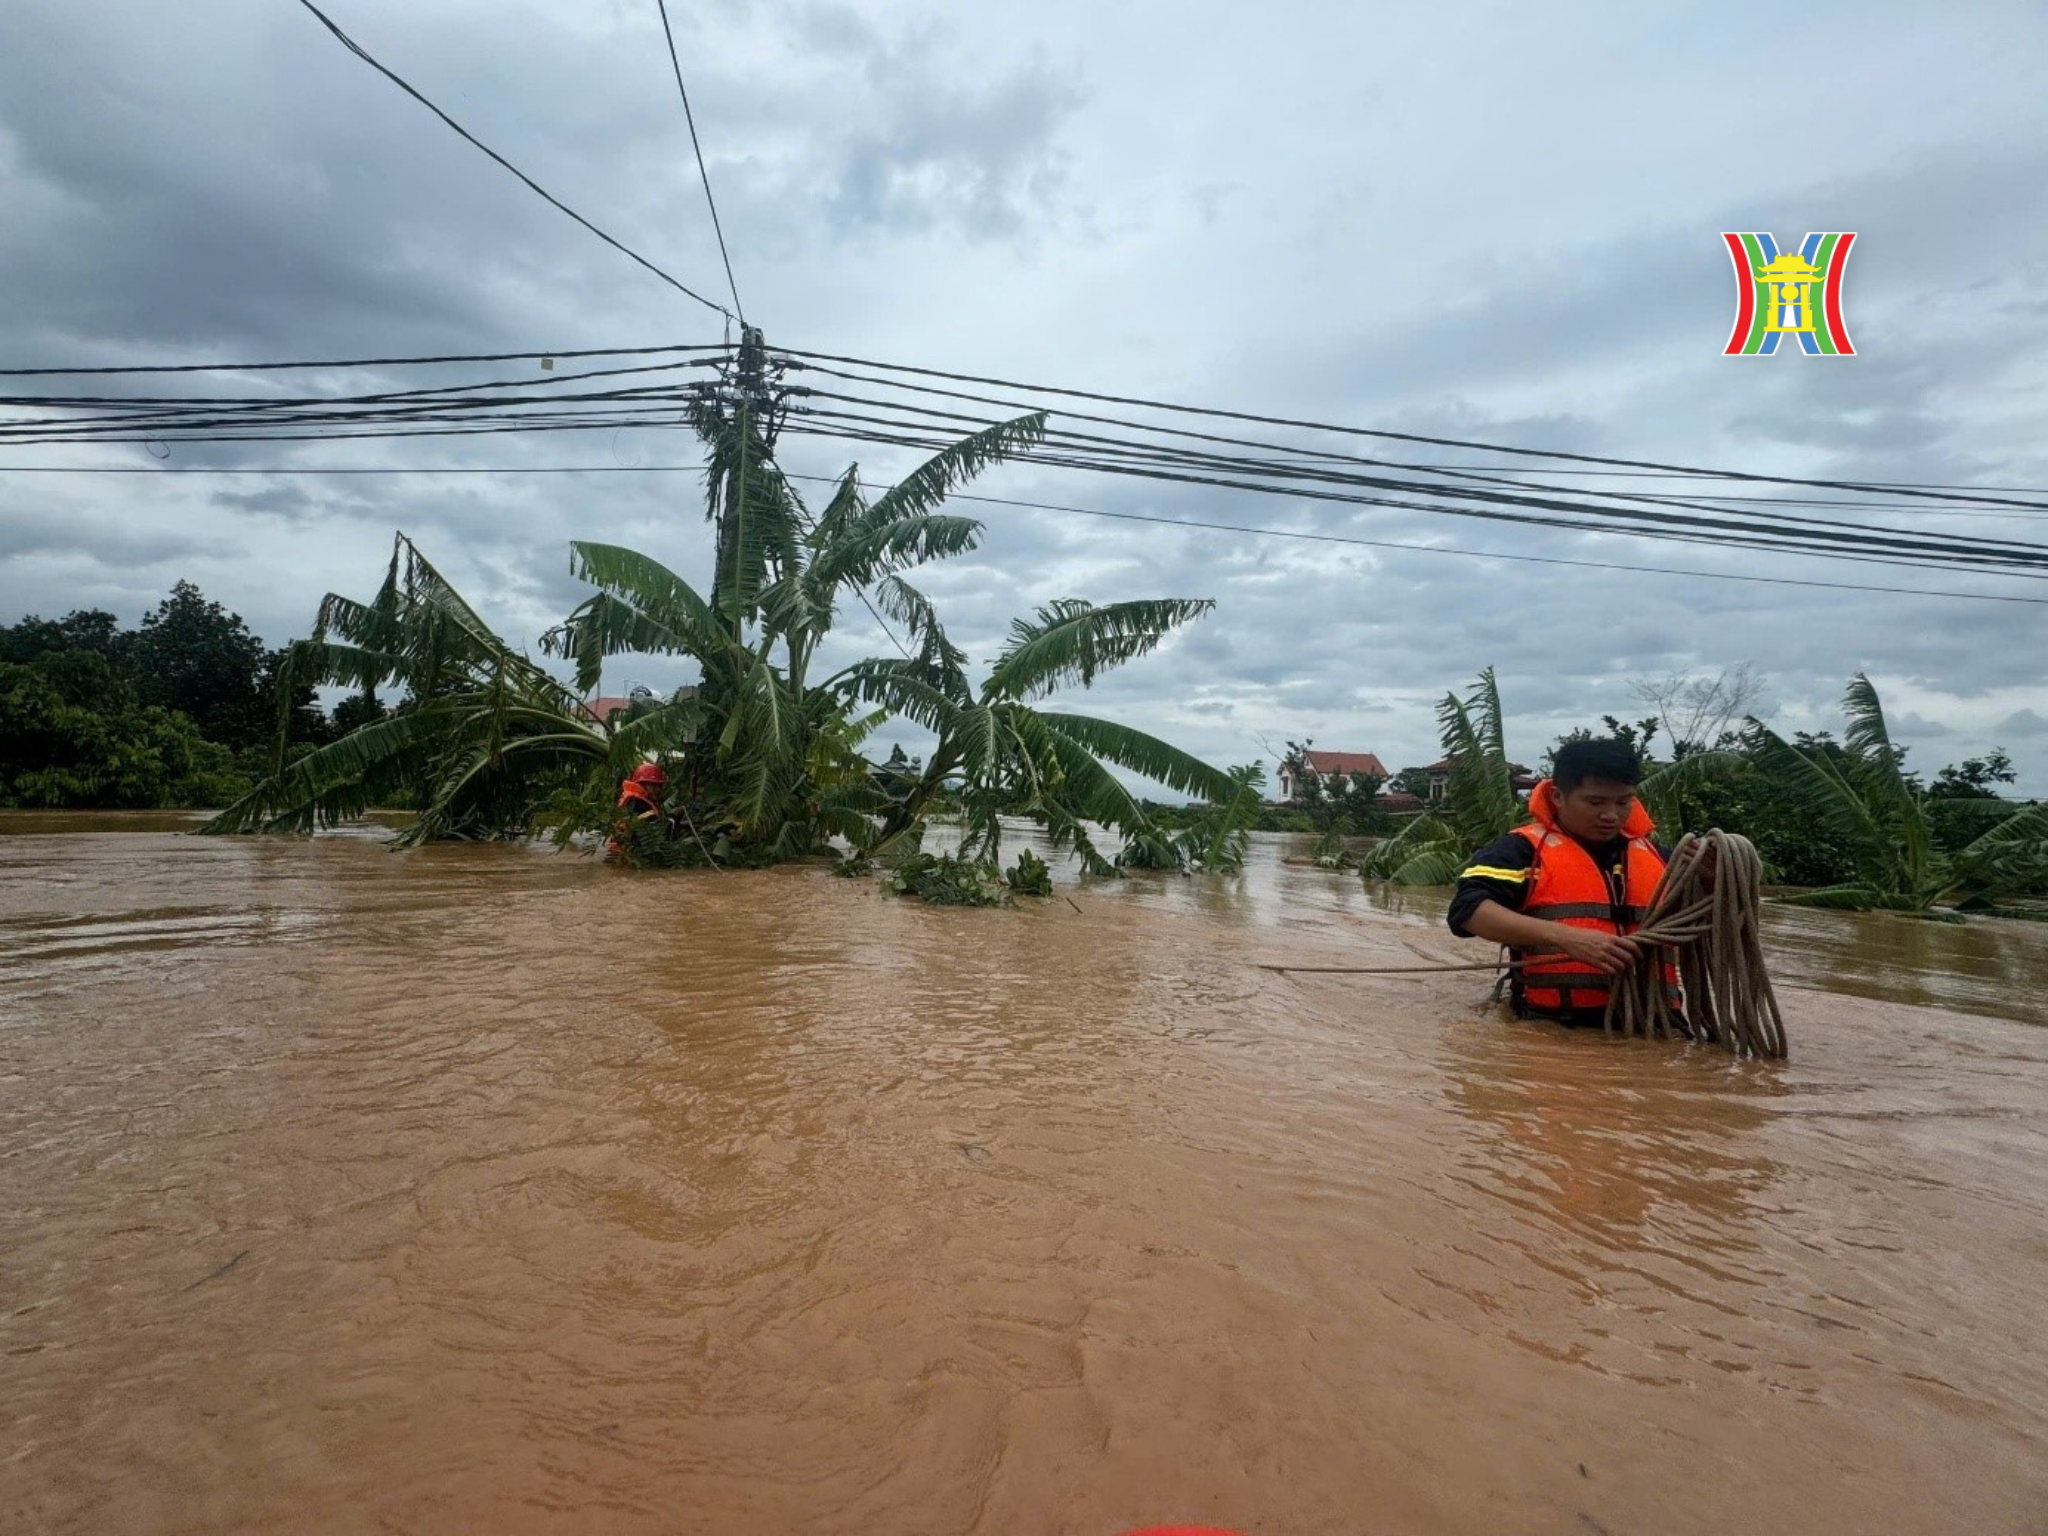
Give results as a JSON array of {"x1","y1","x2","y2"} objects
[{"x1": 0, "y1": 584, "x2": 367, "y2": 810}]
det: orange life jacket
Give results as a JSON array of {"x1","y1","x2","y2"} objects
[
  {"x1": 616, "y1": 780, "x2": 661, "y2": 816},
  {"x1": 1509, "y1": 779, "x2": 1677, "y2": 1018}
]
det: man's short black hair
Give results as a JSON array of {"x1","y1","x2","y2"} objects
[{"x1": 1553, "y1": 737, "x2": 1641, "y2": 792}]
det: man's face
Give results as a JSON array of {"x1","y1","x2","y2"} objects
[{"x1": 1557, "y1": 777, "x2": 1637, "y2": 842}]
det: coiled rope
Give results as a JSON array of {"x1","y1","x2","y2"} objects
[
  {"x1": 1259, "y1": 829, "x2": 1788, "y2": 1060},
  {"x1": 1603, "y1": 829, "x2": 1787, "y2": 1058}
]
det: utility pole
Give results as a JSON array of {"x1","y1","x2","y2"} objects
[
  {"x1": 731, "y1": 324, "x2": 768, "y2": 409},
  {"x1": 702, "y1": 327, "x2": 792, "y2": 637}
]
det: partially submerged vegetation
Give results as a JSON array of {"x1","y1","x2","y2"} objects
[
  {"x1": 203, "y1": 404, "x2": 1247, "y2": 897},
  {"x1": 1734, "y1": 676, "x2": 2048, "y2": 916}
]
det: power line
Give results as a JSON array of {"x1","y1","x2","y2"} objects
[
  {"x1": 782, "y1": 394, "x2": 2048, "y2": 576},
  {"x1": 12, "y1": 340, "x2": 2048, "y2": 580},
  {"x1": 9, "y1": 333, "x2": 2047, "y2": 521},
  {"x1": 0, "y1": 373, "x2": 719, "y2": 431},
  {"x1": 769, "y1": 345, "x2": 2048, "y2": 511},
  {"x1": 764, "y1": 465, "x2": 2048, "y2": 608},
  {"x1": 0, "y1": 447, "x2": 2037, "y2": 605},
  {"x1": 0, "y1": 360, "x2": 718, "y2": 428},
  {"x1": 3, "y1": 461, "x2": 2044, "y2": 521},
  {"x1": 6, "y1": 334, "x2": 2046, "y2": 510},
  {"x1": 790, "y1": 365, "x2": 2048, "y2": 540},
  {"x1": 783, "y1": 365, "x2": 2048, "y2": 550},
  {"x1": 17, "y1": 361, "x2": 2043, "y2": 573},
  {"x1": 289, "y1": 0, "x2": 733, "y2": 319},
  {"x1": 9, "y1": 373, "x2": 2047, "y2": 576},
  {"x1": 780, "y1": 411, "x2": 2048, "y2": 592},
  {"x1": 653, "y1": 0, "x2": 744, "y2": 323},
  {"x1": 0, "y1": 342, "x2": 727, "y2": 379}
]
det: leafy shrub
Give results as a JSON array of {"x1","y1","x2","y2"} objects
[
  {"x1": 884, "y1": 852, "x2": 1007, "y2": 906},
  {"x1": 1004, "y1": 848, "x2": 1053, "y2": 896}
]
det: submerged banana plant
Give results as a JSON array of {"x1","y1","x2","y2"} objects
[
  {"x1": 208, "y1": 408, "x2": 1247, "y2": 885},
  {"x1": 201, "y1": 534, "x2": 635, "y2": 842}
]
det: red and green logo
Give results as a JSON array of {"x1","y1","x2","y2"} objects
[{"x1": 1722, "y1": 231, "x2": 1856, "y2": 355}]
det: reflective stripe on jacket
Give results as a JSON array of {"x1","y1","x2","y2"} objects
[{"x1": 1509, "y1": 778, "x2": 1676, "y2": 1017}]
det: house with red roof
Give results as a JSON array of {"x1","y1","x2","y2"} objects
[
  {"x1": 1412, "y1": 756, "x2": 1540, "y2": 804},
  {"x1": 1277, "y1": 749, "x2": 1389, "y2": 804},
  {"x1": 576, "y1": 685, "x2": 698, "y2": 728},
  {"x1": 577, "y1": 695, "x2": 637, "y2": 726}
]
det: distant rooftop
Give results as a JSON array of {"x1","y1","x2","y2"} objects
[{"x1": 1302, "y1": 750, "x2": 1388, "y2": 778}]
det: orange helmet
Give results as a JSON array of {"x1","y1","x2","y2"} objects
[{"x1": 627, "y1": 763, "x2": 668, "y2": 787}]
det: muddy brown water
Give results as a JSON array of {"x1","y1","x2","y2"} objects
[{"x1": 3, "y1": 812, "x2": 2045, "y2": 1534}]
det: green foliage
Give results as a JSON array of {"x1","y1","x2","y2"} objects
[
  {"x1": 1928, "y1": 749, "x2": 2015, "y2": 801},
  {"x1": 527, "y1": 770, "x2": 731, "y2": 869},
  {"x1": 546, "y1": 409, "x2": 1062, "y2": 865},
  {"x1": 1638, "y1": 747, "x2": 1857, "y2": 885},
  {"x1": 1278, "y1": 738, "x2": 1315, "y2": 801},
  {"x1": 1744, "y1": 676, "x2": 2047, "y2": 912},
  {"x1": 1546, "y1": 714, "x2": 1660, "y2": 772},
  {"x1": 1361, "y1": 670, "x2": 1717, "y2": 888},
  {"x1": 1357, "y1": 667, "x2": 2045, "y2": 912},
  {"x1": 885, "y1": 851, "x2": 1008, "y2": 906},
  {"x1": 0, "y1": 587, "x2": 335, "y2": 809},
  {"x1": 1142, "y1": 797, "x2": 1366, "y2": 836},
  {"x1": 330, "y1": 690, "x2": 388, "y2": 737},
  {"x1": 128, "y1": 581, "x2": 274, "y2": 751},
  {"x1": 202, "y1": 534, "x2": 621, "y2": 842},
  {"x1": 1392, "y1": 766, "x2": 1433, "y2": 798},
  {"x1": 1122, "y1": 767, "x2": 1262, "y2": 871},
  {"x1": 1309, "y1": 823, "x2": 1353, "y2": 869},
  {"x1": 838, "y1": 598, "x2": 1238, "y2": 875},
  {"x1": 1, "y1": 609, "x2": 125, "y2": 666},
  {"x1": 1362, "y1": 667, "x2": 1524, "y2": 883},
  {"x1": 1278, "y1": 736, "x2": 1388, "y2": 834},
  {"x1": 1149, "y1": 761, "x2": 1266, "y2": 871},
  {"x1": 0, "y1": 660, "x2": 245, "y2": 809},
  {"x1": 1005, "y1": 848, "x2": 1054, "y2": 896}
]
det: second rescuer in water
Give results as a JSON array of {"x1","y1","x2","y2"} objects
[{"x1": 1446, "y1": 737, "x2": 1678, "y2": 1024}]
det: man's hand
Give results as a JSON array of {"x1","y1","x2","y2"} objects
[
  {"x1": 1460, "y1": 898, "x2": 1644, "y2": 976},
  {"x1": 1547, "y1": 925, "x2": 1642, "y2": 974}
]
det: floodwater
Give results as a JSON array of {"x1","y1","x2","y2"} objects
[{"x1": 2, "y1": 814, "x2": 2045, "y2": 1534}]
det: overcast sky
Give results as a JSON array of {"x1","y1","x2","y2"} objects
[{"x1": 4, "y1": 0, "x2": 2046, "y2": 793}]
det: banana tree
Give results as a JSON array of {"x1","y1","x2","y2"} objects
[
  {"x1": 836, "y1": 594, "x2": 1240, "y2": 872},
  {"x1": 1361, "y1": 668, "x2": 1522, "y2": 883},
  {"x1": 201, "y1": 533, "x2": 640, "y2": 842},
  {"x1": 1747, "y1": 673, "x2": 2048, "y2": 913},
  {"x1": 542, "y1": 411, "x2": 1052, "y2": 859}
]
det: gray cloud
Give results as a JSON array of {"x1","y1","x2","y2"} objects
[
  {"x1": 0, "y1": 506, "x2": 231, "y2": 569},
  {"x1": 1891, "y1": 711, "x2": 1956, "y2": 739},
  {"x1": 1995, "y1": 709, "x2": 2048, "y2": 739}
]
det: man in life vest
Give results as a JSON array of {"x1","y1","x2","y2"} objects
[
  {"x1": 1446, "y1": 738, "x2": 1677, "y2": 1024},
  {"x1": 608, "y1": 762, "x2": 668, "y2": 855}
]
